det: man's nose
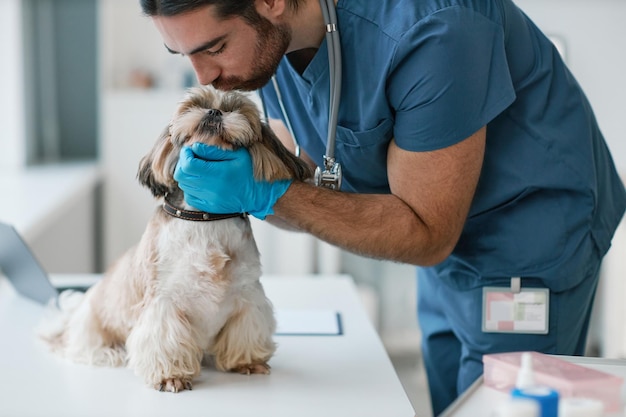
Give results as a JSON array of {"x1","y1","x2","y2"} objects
[{"x1": 188, "y1": 55, "x2": 220, "y2": 86}]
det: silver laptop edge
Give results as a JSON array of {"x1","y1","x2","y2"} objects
[{"x1": 0, "y1": 221, "x2": 94, "y2": 304}]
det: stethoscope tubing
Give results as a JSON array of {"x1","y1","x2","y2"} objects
[
  {"x1": 319, "y1": 0, "x2": 341, "y2": 161},
  {"x1": 269, "y1": 76, "x2": 301, "y2": 157}
]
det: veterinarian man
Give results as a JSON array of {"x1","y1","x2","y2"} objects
[{"x1": 142, "y1": 0, "x2": 626, "y2": 414}]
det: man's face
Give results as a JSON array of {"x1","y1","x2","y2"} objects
[{"x1": 153, "y1": 6, "x2": 291, "y2": 91}]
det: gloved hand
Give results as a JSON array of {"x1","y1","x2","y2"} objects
[{"x1": 173, "y1": 143, "x2": 292, "y2": 220}]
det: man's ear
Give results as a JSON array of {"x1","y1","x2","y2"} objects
[{"x1": 255, "y1": 0, "x2": 287, "y2": 20}]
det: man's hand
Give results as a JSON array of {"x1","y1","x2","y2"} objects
[{"x1": 174, "y1": 143, "x2": 291, "y2": 220}]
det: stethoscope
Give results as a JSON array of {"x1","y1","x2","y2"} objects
[{"x1": 260, "y1": 0, "x2": 343, "y2": 190}]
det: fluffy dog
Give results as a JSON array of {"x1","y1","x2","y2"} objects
[{"x1": 39, "y1": 86, "x2": 312, "y2": 392}]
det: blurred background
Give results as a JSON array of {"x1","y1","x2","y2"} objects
[{"x1": 1, "y1": 1, "x2": 625, "y2": 415}]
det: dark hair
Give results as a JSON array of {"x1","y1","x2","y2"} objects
[{"x1": 139, "y1": 0, "x2": 301, "y2": 24}]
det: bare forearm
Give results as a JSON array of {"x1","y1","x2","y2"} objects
[
  {"x1": 271, "y1": 181, "x2": 451, "y2": 266},
  {"x1": 268, "y1": 126, "x2": 485, "y2": 266}
]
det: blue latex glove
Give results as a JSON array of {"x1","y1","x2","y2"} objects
[{"x1": 173, "y1": 143, "x2": 291, "y2": 220}]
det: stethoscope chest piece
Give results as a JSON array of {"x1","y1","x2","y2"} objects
[{"x1": 314, "y1": 155, "x2": 342, "y2": 190}]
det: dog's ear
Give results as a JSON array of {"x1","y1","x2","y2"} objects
[
  {"x1": 137, "y1": 125, "x2": 178, "y2": 197},
  {"x1": 247, "y1": 123, "x2": 314, "y2": 182}
]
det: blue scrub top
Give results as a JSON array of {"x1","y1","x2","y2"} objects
[{"x1": 260, "y1": 0, "x2": 626, "y2": 292}]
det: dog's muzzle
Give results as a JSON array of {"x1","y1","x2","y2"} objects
[{"x1": 198, "y1": 109, "x2": 223, "y2": 134}]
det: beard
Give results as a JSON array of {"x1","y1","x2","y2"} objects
[{"x1": 212, "y1": 19, "x2": 291, "y2": 91}]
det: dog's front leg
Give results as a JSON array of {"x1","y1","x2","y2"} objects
[
  {"x1": 126, "y1": 300, "x2": 202, "y2": 392},
  {"x1": 213, "y1": 291, "x2": 276, "y2": 375}
]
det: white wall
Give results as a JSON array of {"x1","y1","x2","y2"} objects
[
  {"x1": 30, "y1": 189, "x2": 97, "y2": 273},
  {"x1": 0, "y1": 0, "x2": 26, "y2": 171},
  {"x1": 99, "y1": 0, "x2": 196, "y2": 91}
]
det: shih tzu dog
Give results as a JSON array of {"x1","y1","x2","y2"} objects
[{"x1": 39, "y1": 86, "x2": 313, "y2": 392}]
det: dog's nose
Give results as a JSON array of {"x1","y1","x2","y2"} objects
[
  {"x1": 199, "y1": 108, "x2": 223, "y2": 134},
  {"x1": 201, "y1": 109, "x2": 223, "y2": 127}
]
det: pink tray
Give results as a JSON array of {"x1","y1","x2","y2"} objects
[{"x1": 483, "y1": 351, "x2": 623, "y2": 413}]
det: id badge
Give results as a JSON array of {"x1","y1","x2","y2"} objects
[{"x1": 482, "y1": 283, "x2": 549, "y2": 334}]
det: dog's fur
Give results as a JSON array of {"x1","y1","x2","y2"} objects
[{"x1": 39, "y1": 86, "x2": 312, "y2": 392}]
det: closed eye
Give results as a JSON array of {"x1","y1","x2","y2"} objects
[
  {"x1": 164, "y1": 35, "x2": 227, "y2": 57},
  {"x1": 205, "y1": 43, "x2": 226, "y2": 56}
]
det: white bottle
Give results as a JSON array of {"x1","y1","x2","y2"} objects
[
  {"x1": 510, "y1": 352, "x2": 559, "y2": 417},
  {"x1": 494, "y1": 398, "x2": 540, "y2": 417}
]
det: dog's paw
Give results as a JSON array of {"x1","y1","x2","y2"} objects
[
  {"x1": 156, "y1": 378, "x2": 193, "y2": 393},
  {"x1": 232, "y1": 362, "x2": 271, "y2": 375}
]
